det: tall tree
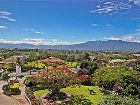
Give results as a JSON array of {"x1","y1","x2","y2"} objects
[{"x1": 2, "y1": 71, "x2": 10, "y2": 83}]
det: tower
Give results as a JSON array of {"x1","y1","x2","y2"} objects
[{"x1": 16, "y1": 63, "x2": 21, "y2": 76}]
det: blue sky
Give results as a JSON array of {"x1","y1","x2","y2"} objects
[{"x1": 0, "y1": 0, "x2": 140, "y2": 45}]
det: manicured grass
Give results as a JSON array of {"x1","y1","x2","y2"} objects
[
  {"x1": 66, "y1": 62, "x2": 80, "y2": 68},
  {"x1": 34, "y1": 85, "x2": 104, "y2": 105},
  {"x1": 62, "y1": 86, "x2": 104, "y2": 105},
  {"x1": 34, "y1": 89, "x2": 49, "y2": 99}
]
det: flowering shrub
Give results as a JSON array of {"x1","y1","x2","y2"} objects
[
  {"x1": 77, "y1": 75, "x2": 92, "y2": 85},
  {"x1": 34, "y1": 66, "x2": 80, "y2": 100}
]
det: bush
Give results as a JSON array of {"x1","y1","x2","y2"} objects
[
  {"x1": 93, "y1": 66, "x2": 140, "y2": 97},
  {"x1": 2, "y1": 71, "x2": 10, "y2": 82},
  {"x1": 78, "y1": 61, "x2": 98, "y2": 75},
  {"x1": 11, "y1": 89, "x2": 21, "y2": 95},
  {"x1": 59, "y1": 95, "x2": 93, "y2": 105},
  {"x1": 24, "y1": 76, "x2": 37, "y2": 87},
  {"x1": 77, "y1": 75, "x2": 92, "y2": 85},
  {"x1": 98, "y1": 94, "x2": 140, "y2": 105},
  {"x1": 2, "y1": 84, "x2": 21, "y2": 95},
  {"x1": 2, "y1": 84, "x2": 9, "y2": 91}
]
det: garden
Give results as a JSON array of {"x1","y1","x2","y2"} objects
[
  {"x1": 34, "y1": 85, "x2": 104, "y2": 105},
  {"x1": 24, "y1": 65, "x2": 105, "y2": 105},
  {"x1": 21, "y1": 52, "x2": 140, "y2": 105},
  {"x1": 2, "y1": 71, "x2": 21, "y2": 95}
]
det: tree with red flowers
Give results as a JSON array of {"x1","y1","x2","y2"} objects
[{"x1": 35, "y1": 66, "x2": 80, "y2": 100}]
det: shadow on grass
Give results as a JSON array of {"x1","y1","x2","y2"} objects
[{"x1": 59, "y1": 95, "x2": 93, "y2": 105}]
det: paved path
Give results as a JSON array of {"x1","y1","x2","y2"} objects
[
  {"x1": 13, "y1": 77, "x2": 29, "y2": 105},
  {"x1": 0, "y1": 74, "x2": 35, "y2": 105},
  {"x1": 0, "y1": 81, "x2": 18, "y2": 105}
]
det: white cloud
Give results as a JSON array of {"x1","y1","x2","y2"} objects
[
  {"x1": 24, "y1": 29, "x2": 29, "y2": 31},
  {"x1": 0, "y1": 11, "x2": 16, "y2": 22},
  {"x1": 0, "y1": 11, "x2": 11, "y2": 15},
  {"x1": 91, "y1": 23, "x2": 111, "y2": 27},
  {"x1": 35, "y1": 31, "x2": 44, "y2": 34},
  {"x1": 24, "y1": 28, "x2": 33, "y2": 31},
  {"x1": 91, "y1": 1, "x2": 132, "y2": 15},
  {"x1": 23, "y1": 38, "x2": 44, "y2": 42},
  {"x1": 25, "y1": 28, "x2": 44, "y2": 35},
  {"x1": 104, "y1": 2, "x2": 112, "y2": 5},
  {"x1": 96, "y1": 6, "x2": 115, "y2": 13},
  {"x1": 0, "y1": 25, "x2": 7, "y2": 29},
  {"x1": 35, "y1": 31, "x2": 41, "y2": 34},
  {"x1": 104, "y1": 35, "x2": 140, "y2": 43},
  {"x1": 91, "y1": 24, "x2": 99, "y2": 26},
  {"x1": 0, "y1": 38, "x2": 82, "y2": 45},
  {"x1": 129, "y1": 0, "x2": 140, "y2": 5},
  {"x1": 90, "y1": 10, "x2": 95, "y2": 13},
  {"x1": 7, "y1": 18, "x2": 16, "y2": 22}
]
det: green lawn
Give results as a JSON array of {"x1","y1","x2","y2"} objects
[
  {"x1": 34, "y1": 85, "x2": 104, "y2": 105},
  {"x1": 65, "y1": 62, "x2": 80, "y2": 68},
  {"x1": 34, "y1": 89, "x2": 49, "y2": 99}
]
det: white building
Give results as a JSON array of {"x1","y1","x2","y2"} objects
[{"x1": 16, "y1": 63, "x2": 21, "y2": 76}]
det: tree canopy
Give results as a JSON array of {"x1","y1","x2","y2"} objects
[{"x1": 93, "y1": 66, "x2": 140, "y2": 97}]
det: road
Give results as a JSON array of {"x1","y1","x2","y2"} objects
[{"x1": 0, "y1": 81, "x2": 18, "y2": 105}]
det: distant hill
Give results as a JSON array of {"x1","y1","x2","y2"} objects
[{"x1": 1, "y1": 40, "x2": 140, "y2": 52}]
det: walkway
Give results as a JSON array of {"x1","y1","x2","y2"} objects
[
  {"x1": 13, "y1": 77, "x2": 29, "y2": 105},
  {"x1": 0, "y1": 81, "x2": 18, "y2": 105}
]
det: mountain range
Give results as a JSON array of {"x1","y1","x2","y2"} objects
[{"x1": 0, "y1": 40, "x2": 140, "y2": 52}]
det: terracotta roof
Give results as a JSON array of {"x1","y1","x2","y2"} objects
[{"x1": 40, "y1": 57, "x2": 64, "y2": 63}]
